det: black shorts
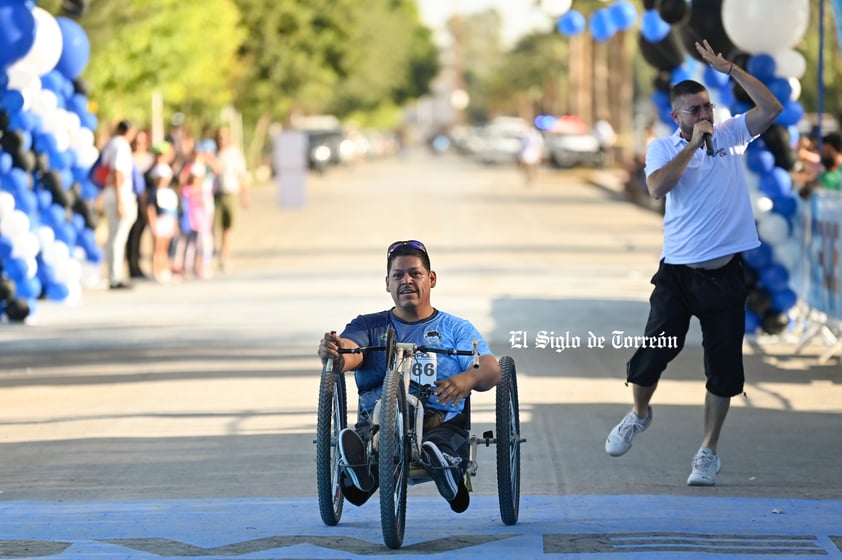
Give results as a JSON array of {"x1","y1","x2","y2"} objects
[{"x1": 626, "y1": 256, "x2": 749, "y2": 397}]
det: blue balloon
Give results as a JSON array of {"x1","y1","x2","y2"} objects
[
  {"x1": 589, "y1": 8, "x2": 616, "y2": 42},
  {"x1": 746, "y1": 147, "x2": 775, "y2": 175},
  {"x1": 0, "y1": 0, "x2": 36, "y2": 68},
  {"x1": 609, "y1": 1, "x2": 637, "y2": 31},
  {"x1": 55, "y1": 17, "x2": 91, "y2": 79},
  {"x1": 46, "y1": 281, "x2": 69, "y2": 301},
  {"x1": 3, "y1": 256, "x2": 30, "y2": 282},
  {"x1": 0, "y1": 234, "x2": 13, "y2": 261},
  {"x1": 730, "y1": 100, "x2": 754, "y2": 116},
  {"x1": 768, "y1": 77, "x2": 793, "y2": 104},
  {"x1": 760, "y1": 167, "x2": 793, "y2": 198},
  {"x1": 776, "y1": 100, "x2": 804, "y2": 127},
  {"x1": 36, "y1": 188, "x2": 53, "y2": 210},
  {"x1": 0, "y1": 150, "x2": 12, "y2": 174},
  {"x1": 747, "y1": 54, "x2": 777, "y2": 83},
  {"x1": 641, "y1": 9, "x2": 670, "y2": 42},
  {"x1": 759, "y1": 263, "x2": 790, "y2": 292},
  {"x1": 703, "y1": 66, "x2": 730, "y2": 90},
  {"x1": 671, "y1": 66, "x2": 691, "y2": 85},
  {"x1": 745, "y1": 309, "x2": 761, "y2": 334},
  {"x1": 772, "y1": 194, "x2": 798, "y2": 218},
  {"x1": 0, "y1": 89, "x2": 25, "y2": 113},
  {"x1": 557, "y1": 10, "x2": 586, "y2": 37},
  {"x1": 14, "y1": 189, "x2": 37, "y2": 215},
  {"x1": 15, "y1": 276, "x2": 42, "y2": 300},
  {"x1": 651, "y1": 90, "x2": 671, "y2": 111},
  {"x1": 743, "y1": 242, "x2": 773, "y2": 271},
  {"x1": 770, "y1": 287, "x2": 797, "y2": 312},
  {"x1": 40, "y1": 70, "x2": 66, "y2": 95}
]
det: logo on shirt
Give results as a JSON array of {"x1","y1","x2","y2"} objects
[{"x1": 424, "y1": 330, "x2": 441, "y2": 345}]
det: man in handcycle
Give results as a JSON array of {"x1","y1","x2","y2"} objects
[{"x1": 318, "y1": 240, "x2": 501, "y2": 513}]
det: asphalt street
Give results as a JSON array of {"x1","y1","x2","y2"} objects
[{"x1": 1, "y1": 151, "x2": 840, "y2": 559}]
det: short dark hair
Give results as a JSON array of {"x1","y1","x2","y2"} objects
[
  {"x1": 116, "y1": 119, "x2": 133, "y2": 135},
  {"x1": 670, "y1": 80, "x2": 707, "y2": 107},
  {"x1": 386, "y1": 240, "x2": 430, "y2": 273},
  {"x1": 823, "y1": 132, "x2": 842, "y2": 152}
]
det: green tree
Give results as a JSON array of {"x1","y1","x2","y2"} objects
[{"x1": 76, "y1": 0, "x2": 245, "y2": 132}]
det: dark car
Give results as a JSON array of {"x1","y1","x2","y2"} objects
[{"x1": 305, "y1": 129, "x2": 344, "y2": 172}]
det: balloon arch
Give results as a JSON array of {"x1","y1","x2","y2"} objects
[
  {"x1": 1, "y1": 1, "x2": 101, "y2": 322},
  {"x1": 549, "y1": 0, "x2": 813, "y2": 336}
]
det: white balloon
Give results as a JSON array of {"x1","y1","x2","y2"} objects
[
  {"x1": 0, "y1": 209, "x2": 31, "y2": 238},
  {"x1": 12, "y1": 231, "x2": 41, "y2": 259},
  {"x1": 5, "y1": 63, "x2": 37, "y2": 91},
  {"x1": 722, "y1": 0, "x2": 809, "y2": 54},
  {"x1": 0, "y1": 191, "x2": 16, "y2": 221},
  {"x1": 773, "y1": 49, "x2": 807, "y2": 79},
  {"x1": 31, "y1": 89, "x2": 58, "y2": 116},
  {"x1": 13, "y1": 7, "x2": 64, "y2": 76},
  {"x1": 25, "y1": 256, "x2": 38, "y2": 279},
  {"x1": 36, "y1": 226, "x2": 56, "y2": 249},
  {"x1": 542, "y1": 0, "x2": 572, "y2": 16},
  {"x1": 52, "y1": 129, "x2": 71, "y2": 153},
  {"x1": 789, "y1": 78, "x2": 802, "y2": 102},
  {"x1": 70, "y1": 127, "x2": 95, "y2": 152},
  {"x1": 756, "y1": 212, "x2": 790, "y2": 245},
  {"x1": 75, "y1": 144, "x2": 99, "y2": 169}
]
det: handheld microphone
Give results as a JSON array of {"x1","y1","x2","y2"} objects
[{"x1": 703, "y1": 133, "x2": 714, "y2": 156}]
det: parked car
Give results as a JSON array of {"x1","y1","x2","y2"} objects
[
  {"x1": 475, "y1": 117, "x2": 530, "y2": 164},
  {"x1": 543, "y1": 130, "x2": 605, "y2": 169}
]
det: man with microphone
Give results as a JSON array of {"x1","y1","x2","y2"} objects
[{"x1": 604, "y1": 40, "x2": 782, "y2": 486}]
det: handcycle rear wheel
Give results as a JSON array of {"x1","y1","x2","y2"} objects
[
  {"x1": 378, "y1": 370, "x2": 409, "y2": 549},
  {"x1": 316, "y1": 362, "x2": 347, "y2": 526},
  {"x1": 495, "y1": 355, "x2": 521, "y2": 526}
]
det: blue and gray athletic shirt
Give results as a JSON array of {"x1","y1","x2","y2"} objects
[{"x1": 340, "y1": 309, "x2": 493, "y2": 415}]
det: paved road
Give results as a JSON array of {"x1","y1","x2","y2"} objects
[{"x1": 1, "y1": 151, "x2": 840, "y2": 558}]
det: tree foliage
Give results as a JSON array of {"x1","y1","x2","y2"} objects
[{"x1": 77, "y1": 0, "x2": 245, "y2": 128}]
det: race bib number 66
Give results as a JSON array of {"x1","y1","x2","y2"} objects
[{"x1": 411, "y1": 352, "x2": 437, "y2": 387}]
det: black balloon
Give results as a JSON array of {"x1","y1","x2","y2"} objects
[
  {"x1": 761, "y1": 310, "x2": 789, "y2": 335},
  {"x1": 5, "y1": 298, "x2": 30, "y2": 322},
  {"x1": 638, "y1": 29, "x2": 685, "y2": 72},
  {"x1": 12, "y1": 150, "x2": 36, "y2": 173},
  {"x1": 0, "y1": 278, "x2": 15, "y2": 300},
  {"x1": 678, "y1": 0, "x2": 737, "y2": 63},
  {"x1": 658, "y1": 0, "x2": 689, "y2": 24},
  {"x1": 652, "y1": 69, "x2": 674, "y2": 92},
  {"x1": 644, "y1": 0, "x2": 657, "y2": 9},
  {"x1": 61, "y1": 0, "x2": 90, "y2": 18},
  {"x1": 746, "y1": 288, "x2": 772, "y2": 315},
  {"x1": 73, "y1": 197, "x2": 99, "y2": 229},
  {"x1": 761, "y1": 125, "x2": 795, "y2": 171},
  {"x1": 73, "y1": 77, "x2": 91, "y2": 96},
  {"x1": 0, "y1": 110, "x2": 9, "y2": 132},
  {"x1": 0, "y1": 129, "x2": 25, "y2": 152}
]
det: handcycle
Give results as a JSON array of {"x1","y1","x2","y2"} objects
[{"x1": 315, "y1": 325, "x2": 525, "y2": 549}]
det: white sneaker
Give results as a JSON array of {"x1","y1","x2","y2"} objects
[
  {"x1": 605, "y1": 407, "x2": 652, "y2": 457},
  {"x1": 687, "y1": 447, "x2": 721, "y2": 486}
]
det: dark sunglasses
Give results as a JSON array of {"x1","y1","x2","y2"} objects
[{"x1": 387, "y1": 240, "x2": 427, "y2": 259}]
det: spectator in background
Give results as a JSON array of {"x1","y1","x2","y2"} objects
[
  {"x1": 798, "y1": 132, "x2": 842, "y2": 198},
  {"x1": 518, "y1": 125, "x2": 544, "y2": 185},
  {"x1": 127, "y1": 129, "x2": 153, "y2": 280},
  {"x1": 145, "y1": 142, "x2": 177, "y2": 284},
  {"x1": 100, "y1": 119, "x2": 137, "y2": 290},
  {"x1": 213, "y1": 126, "x2": 249, "y2": 272}
]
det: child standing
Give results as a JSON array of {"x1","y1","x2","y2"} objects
[{"x1": 145, "y1": 142, "x2": 177, "y2": 283}]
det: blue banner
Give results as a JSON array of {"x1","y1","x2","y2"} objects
[
  {"x1": 833, "y1": 0, "x2": 842, "y2": 57},
  {"x1": 802, "y1": 191, "x2": 842, "y2": 320}
]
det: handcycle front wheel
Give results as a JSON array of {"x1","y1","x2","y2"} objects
[
  {"x1": 316, "y1": 362, "x2": 347, "y2": 526},
  {"x1": 495, "y1": 355, "x2": 522, "y2": 526},
  {"x1": 378, "y1": 369, "x2": 409, "y2": 550}
]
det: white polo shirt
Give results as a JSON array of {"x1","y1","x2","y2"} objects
[{"x1": 645, "y1": 113, "x2": 760, "y2": 265}]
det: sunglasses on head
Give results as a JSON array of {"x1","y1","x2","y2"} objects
[{"x1": 387, "y1": 240, "x2": 427, "y2": 259}]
